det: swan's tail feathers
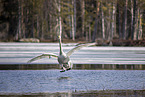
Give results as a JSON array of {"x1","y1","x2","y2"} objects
[
  {"x1": 66, "y1": 42, "x2": 96, "y2": 56},
  {"x1": 27, "y1": 53, "x2": 58, "y2": 63}
]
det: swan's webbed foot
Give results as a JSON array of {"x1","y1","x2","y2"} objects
[
  {"x1": 66, "y1": 68, "x2": 71, "y2": 71},
  {"x1": 60, "y1": 66, "x2": 66, "y2": 72},
  {"x1": 60, "y1": 70, "x2": 65, "y2": 72}
]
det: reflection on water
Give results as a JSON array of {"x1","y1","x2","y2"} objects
[
  {"x1": 0, "y1": 64, "x2": 144, "y2": 70},
  {"x1": 57, "y1": 77, "x2": 71, "y2": 81}
]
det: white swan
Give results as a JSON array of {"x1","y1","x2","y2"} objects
[{"x1": 28, "y1": 35, "x2": 96, "y2": 72}]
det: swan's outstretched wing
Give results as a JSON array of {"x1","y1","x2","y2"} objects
[
  {"x1": 27, "y1": 53, "x2": 58, "y2": 63},
  {"x1": 66, "y1": 43, "x2": 96, "y2": 56}
]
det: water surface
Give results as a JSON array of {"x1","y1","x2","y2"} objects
[
  {"x1": 0, "y1": 43, "x2": 145, "y2": 96},
  {"x1": 0, "y1": 70, "x2": 144, "y2": 94}
]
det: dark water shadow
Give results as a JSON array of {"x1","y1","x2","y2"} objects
[
  {"x1": 0, "y1": 64, "x2": 144, "y2": 70},
  {"x1": 0, "y1": 90, "x2": 144, "y2": 97}
]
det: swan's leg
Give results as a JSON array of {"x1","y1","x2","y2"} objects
[
  {"x1": 66, "y1": 61, "x2": 73, "y2": 71},
  {"x1": 66, "y1": 64, "x2": 71, "y2": 71},
  {"x1": 60, "y1": 64, "x2": 66, "y2": 72}
]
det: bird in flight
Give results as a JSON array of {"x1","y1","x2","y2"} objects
[{"x1": 28, "y1": 35, "x2": 96, "y2": 72}]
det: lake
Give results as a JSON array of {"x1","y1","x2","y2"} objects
[{"x1": 0, "y1": 43, "x2": 145, "y2": 97}]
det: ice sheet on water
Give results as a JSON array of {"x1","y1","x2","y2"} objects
[{"x1": 0, "y1": 43, "x2": 145, "y2": 64}]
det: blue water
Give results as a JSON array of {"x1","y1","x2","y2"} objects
[{"x1": 0, "y1": 70, "x2": 144, "y2": 94}]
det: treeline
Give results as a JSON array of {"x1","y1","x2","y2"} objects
[{"x1": 0, "y1": 0, "x2": 145, "y2": 42}]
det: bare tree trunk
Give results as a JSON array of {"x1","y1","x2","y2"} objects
[
  {"x1": 32, "y1": 1, "x2": 34, "y2": 38},
  {"x1": 118, "y1": 2, "x2": 122, "y2": 39},
  {"x1": 72, "y1": 0, "x2": 75, "y2": 41},
  {"x1": 111, "y1": 1, "x2": 116, "y2": 41},
  {"x1": 114, "y1": 0, "x2": 117, "y2": 38},
  {"x1": 48, "y1": 0, "x2": 53, "y2": 39},
  {"x1": 101, "y1": 0, "x2": 105, "y2": 40},
  {"x1": 131, "y1": 0, "x2": 134, "y2": 40},
  {"x1": 92, "y1": 1, "x2": 100, "y2": 42},
  {"x1": 86, "y1": 28, "x2": 88, "y2": 41},
  {"x1": 108, "y1": 3, "x2": 112, "y2": 45},
  {"x1": 44, "y1": 0, "x2": 49, "y2": 38},
  {"x1": 81, "y1": 0, "x2": 85, "y2": 37},
  {"x1": 133, "y1": 0, "x2": 138, "y2": 40},
  {"x1": 71, "y1": 11, "x2": 75, "y2": 41},
  {"x1": 89, "y1": 16, "x2": 91, "y2": 42},
  {"x1": 58, "y1": 0, "x2": 62, "y2": 37},
  {"x1": 69, "y1": 7, "x2": 72, "y2": 38},
  {"x1": 73, "y1": 0, "x2": 76, "y2": 41},
  {"x1": 122, "y1": 0, "x2": 128, "y2": 40},
  {"x1": 41, "y1": 21, "x2": 44, "y2": 40},
  {"x1": 138, "y1": 9, "x2": 143, "y2": 40},
  {"x1": 107, "y1": 3, "x2": 111, "y2": 41},
  {"x1": 16, "y1": 0, "x2": 22, "y2": 40},
  {"x1": 37, "y1": 15, "x2": 40, "y2": 38},
  {"x1": 21, "y1": 0, "x2": 25, "y2": 38},
  {"x1": 49, "y1": 14, "x2": 52, "y2": 35},
  {"x1": 135, "y1": 7, "x2": 139, "y2": 40},
  {"x1": 17, "y1": 0, "x2": 25, "y2": 39},
  {"x1": 41, "y1": 10, "x2": 44, "y2": 40},
  {"x1": 32, "y1": 18, "x2": 34, "y2": 38},
  {"x1": 41, "y1": 2, "x2": 45, "y2": 40}
]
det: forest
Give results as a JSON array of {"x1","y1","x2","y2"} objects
[{"x1": 0, "y1": 0, "x2": 145, "y2": 45}]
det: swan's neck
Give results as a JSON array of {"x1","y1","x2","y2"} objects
[{"x1": 59, "y1": 36, "x2": 63, "y2": 55}]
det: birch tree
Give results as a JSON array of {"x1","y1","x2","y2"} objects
[
  {"x1": 133, "y1": 0, "x2": 138, "y2": 40},
  {"x1": 130, "y1": 0, "x2": 134, "y2": 40},
  {"x1": 106, "y1": 2, "x2": 111, "y2": 41},
  {"x1": 73, "y1": 0, "x2": 76, "y2": 41},
  {"x1": 16, "y1": 0, "x2": 22, "y2": 40},
  {"x1": 81, "y1": 0, "x2": 85, "y2": 37},
  {"x1": 138, "y1": 9, "x2": 143, "y2": 40},
  {"x1": 122, "y1": 0, "x2": 128, "y2": 40},
  {"x1": 117, "y1": 1, "x2": 122, "y2": 39},
  {"x1": 58, "y1": 0, "x2": 62, "y2": 37},
  {"x1": 101, "y1": 0, "x2": 105, "y2": 40},
  {"x1": 111, "y1": 0, "x2": 116, "y2": 41},
  {"x1": 92, "y1": 1, "x2": 100, "y2": 42},
  {"x1": 71, "y1": 0, "x2": 76, "y2": 41}
]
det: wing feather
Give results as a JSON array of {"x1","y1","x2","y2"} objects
[
  {"x1": 27, "y1": 53, "x2": 58, "y2": 63},
  {"x1": 66, "y1": 43, "x2": 96, "y2": 56}
]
